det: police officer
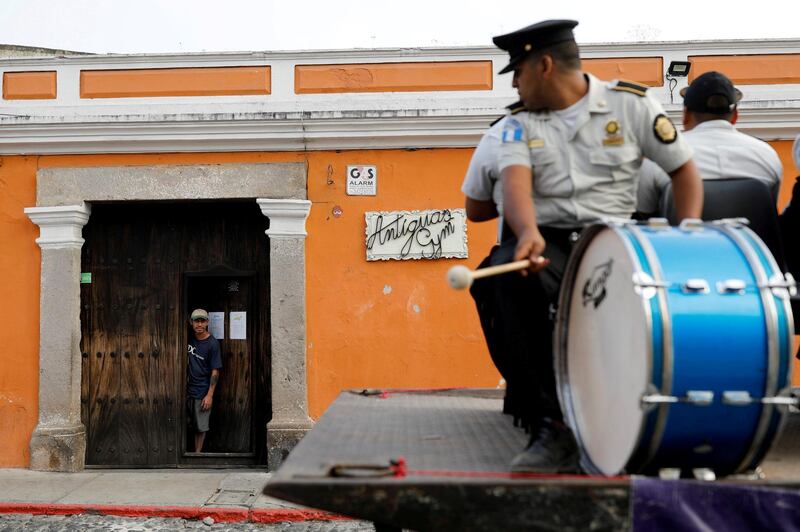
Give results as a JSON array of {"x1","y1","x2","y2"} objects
[
  {"x1": 637, "y1": 71, "x2": 783, "y2": 215},
  {"x1": 492, "y1": 19, "x2": 703, "y2": 473}
]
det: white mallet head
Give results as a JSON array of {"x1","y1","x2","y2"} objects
[{"x1": 447, "y1": 265, "x2": 473, "y2": 290}]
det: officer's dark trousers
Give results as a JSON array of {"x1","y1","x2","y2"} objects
[{"x1": 472, "y1": 226, "x2": 576, "y2": 430}]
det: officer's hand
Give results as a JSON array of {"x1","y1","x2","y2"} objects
[
  {"x1": 514, "y1": 228, "x2": 549, "y2": 276},
  {"x1": 201, "y1": 395, "x2": 213, "y2": 411}
]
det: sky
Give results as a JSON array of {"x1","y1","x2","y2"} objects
[{"x1": 0, "y1": 0, "x2": 798, "y2": 55}]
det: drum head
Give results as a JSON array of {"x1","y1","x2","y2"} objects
[{"x1": 563, "y1": 228, "x2": 650, "y2": 475}]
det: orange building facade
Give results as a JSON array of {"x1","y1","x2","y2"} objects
[{"x1": 1, "y1": 40, "x2": 799, "y2": 470}]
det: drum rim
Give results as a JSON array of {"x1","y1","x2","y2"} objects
[
  {"x1": 554, "y1": 221, "x2": 670, "y2": 475},
  {"x1": 712, "y1": 222, "x2": 791, "y2": 473},
  {"x1": 626, "y1": 224, "x2": 675, "y2": 471}
]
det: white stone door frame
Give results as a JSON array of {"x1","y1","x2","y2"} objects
[{"x1": 24, "y1": 163, "x2": 311, "y2": 471}]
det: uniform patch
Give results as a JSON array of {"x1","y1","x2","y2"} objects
[
  {"x1": 653, "y1": 114, "x2": 677, "y2": 144},
  {"x1": 605, "y1": 120, "x2": 620, "y2": 135},
  {"x1": 501, "y1": 118, "x2": 524, "y2": 143},
  {"x1": 528, "y1": 139, "x2": 545, "y2": 148}
]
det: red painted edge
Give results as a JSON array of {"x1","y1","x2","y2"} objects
[
  {"x1": 250, "y1": 508, "x2": 350, "y2": 523},
  {"x1": 0, "y1": 503, "x2": 349, "y2": 523}
]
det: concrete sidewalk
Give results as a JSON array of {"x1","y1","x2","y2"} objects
[{"x1": 0, "y1": 469, "x2": 345, "y2": 524}]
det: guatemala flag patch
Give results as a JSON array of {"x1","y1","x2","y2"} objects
[{"x1": 501, "y1": 118, "x2": 524, "y2": 143}]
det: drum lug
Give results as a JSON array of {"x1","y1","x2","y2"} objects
[
  {"x1": 716, "y1": 279, "x2": 746, "y2": 295},
  {"x1": 712, "y1": 217, "x2": 750, "y2": 228},
  {"x1": 678, "y1": 218, "x2": 704, "y2": 231},
  {"x1": 602, "y1": 217, "x2": 636, "y2": 227},
  {"x1": 685, "y1": 390, "x2": 714, "y2": 405},
  {"x1": 692, "y1": 468, "x2": 716, "y2": 481},
  {"x1": 765, "y1": 273, "x2": 797, "y2": 298},
  {"x1": 644, "y1": 218, "x2": 670, "y2": 229},
  {"x1": 682, "y1": 279, "x2": 710, "y2": 294},
  {"x1": 632, "y1": 272, "x2": 667, "y2": 299},
  {"x1": 722, "y1": 391, "x2": 754, "y2": 405}
]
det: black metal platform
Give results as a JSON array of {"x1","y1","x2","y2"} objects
[
  {"x1": 265, "y1": 388, "x2": 800, "y2": 531},
  {"x1": 265, "y1": 389, "x2": 630, "y2": 530}
]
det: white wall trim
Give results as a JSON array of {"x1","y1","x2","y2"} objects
[
  {"x1": 258, "y1": 199, "x2": 312, "y2": 237},
  {"x1": 24, "y1": 204, "x2": 91, "y2": 249},
  {"x1": 1, "y1": 104, "x2": 798, "y2": 155}
]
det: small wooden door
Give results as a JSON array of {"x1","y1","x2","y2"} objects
[
  {"x1": 80, "y1": 201, "x2": 271, "y2": 467},
  {"x1": 185, "y1": 270, "x2": 255, "y2": 456}
]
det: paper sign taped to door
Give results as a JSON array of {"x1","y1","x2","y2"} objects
[
  {"x1": 230, "y1": 311, "x2": 247, "y2": 340},
  {"x1": 209, "y1": 312, "x2": 225, "y2": 340}
]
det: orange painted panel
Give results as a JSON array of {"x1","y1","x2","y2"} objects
[
  {"x1": 3, "y1": 71, "x2": 57, "y2": 100},
  {"x1": 80, "y1": 66, "x2": 271, "y2": 98},
  {"x1": 584, "y1": 57, "x2": 663, "y2": 86},
  {"x1": 0, "y1": 155, "x2": 40, "y2": 467},
  {"x1": 295, "y1": 61, "x2": 493, "y2": 94},
  {"x1": 689, "y1": 54, "x2": 800, "y2": 85}
]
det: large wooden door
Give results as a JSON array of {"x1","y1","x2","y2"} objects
[{"x1": 80, "y1": 201, "x2": 271, "y2": 467}]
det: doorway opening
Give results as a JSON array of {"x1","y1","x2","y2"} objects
[{"x1": 80, "y1": 200, "x2": 271, "y2": 467}]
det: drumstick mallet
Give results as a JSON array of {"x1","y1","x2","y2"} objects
[{"x1": 446, "y1": 257, "x2": 545, "y2": 290}]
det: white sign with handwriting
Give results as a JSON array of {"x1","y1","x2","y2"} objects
[{"x1": 365, "y1": 209, "x2": 468, "y2": 261}]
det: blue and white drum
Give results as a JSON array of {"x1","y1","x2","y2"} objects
[{"x1": 555, "y1": 219, "x2": 796, "y2": 476}]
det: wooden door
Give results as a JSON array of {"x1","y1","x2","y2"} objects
[
  {"x1": 80, "y1": 201, "x2": 271, "y2": 467},
  {"x1": 185, "y1": 272, "x2": 254, "y2": 455}
]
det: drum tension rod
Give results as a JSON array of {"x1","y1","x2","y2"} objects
[
  {"x1": 641, "y1": 390, "x2": 714, "y2": 407},
  {"x1": 722, "y1": 390, "x2": 800, "y2": 408}
]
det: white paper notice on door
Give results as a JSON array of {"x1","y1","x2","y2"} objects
[
  {"x1": 229, "y1": 311, "x2": 247, "y2": 340},
  {"x1": 208, "y1": 312, "x2": 225, "y2": 340}
]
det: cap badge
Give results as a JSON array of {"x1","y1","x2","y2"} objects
[{"x1": 524, "y1": 44, "x2": 532, "y2": 51}]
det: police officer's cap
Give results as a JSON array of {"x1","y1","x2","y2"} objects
[{"x1": 493, "y1": 19, "x2": 578, "y2": 75}]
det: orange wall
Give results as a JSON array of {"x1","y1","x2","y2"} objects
[
  {"x1": 32, "y1": 150, "x2": 501, "y2": 423},
  {"x1": 0, "y1": 156, "x2": 40, "y2": 467},
  {"x1": 0, "y1": 137, "x2": 798, "y2": 464}
]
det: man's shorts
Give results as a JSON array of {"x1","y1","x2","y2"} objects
[{"x1": 188, "y1": 398, "x2": 211, "y2": 433}]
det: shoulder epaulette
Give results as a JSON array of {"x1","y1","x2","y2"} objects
[
  {"x1": 611, "y1": 79, "x2": 649, "y2": 97},
  {"x1": 490, "y1": 100, "x2": 526, "y2": 126},
  {"x1": 506, "y1": 100, "x2": 526, "y2": 114}
]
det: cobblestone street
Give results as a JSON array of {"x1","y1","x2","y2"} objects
[{"x1": 0, "y1": 514, "x2": 374, "y2": 532}]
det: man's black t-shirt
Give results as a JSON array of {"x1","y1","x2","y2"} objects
[{"x1": 187, "y1": 336, "x2": 222, "y2": 399}]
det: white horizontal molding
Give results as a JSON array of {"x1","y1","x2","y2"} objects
[{"x1": 0, "y1": 103, "x2": 797, "y2": 154}]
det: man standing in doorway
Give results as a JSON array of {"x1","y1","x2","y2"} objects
[{"x1": 187, "y1": 308, "x2": 222, "y2": 452}]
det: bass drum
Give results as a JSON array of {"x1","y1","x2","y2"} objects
[{"x1": 554, "y1": 220, "x2": 795, "y2": 476}]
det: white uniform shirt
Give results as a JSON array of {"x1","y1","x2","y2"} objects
[
  {"x1": 497, "y1": 74, "x2": 692, "y2": 228},
  {"x1": 637, "y1": 120, "x2": 783, "y2": 214},
  {"x1": 461, "y1": 116, "x2": 506, "y2": 214},
  {"x1": 461, "y1": 116, "x2": 508, "y2": 239}
]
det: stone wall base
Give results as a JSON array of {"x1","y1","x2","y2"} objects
[
  {"x1": 267, "y1": 419, "x2": 314, "y2": 471},
  {"x1": 29, "y1": 424, "x2": 86, "y2": 472}
]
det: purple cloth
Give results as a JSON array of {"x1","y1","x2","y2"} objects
[{"x1": 632, "y1": 477, "x2": 800, "y2": 532}]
